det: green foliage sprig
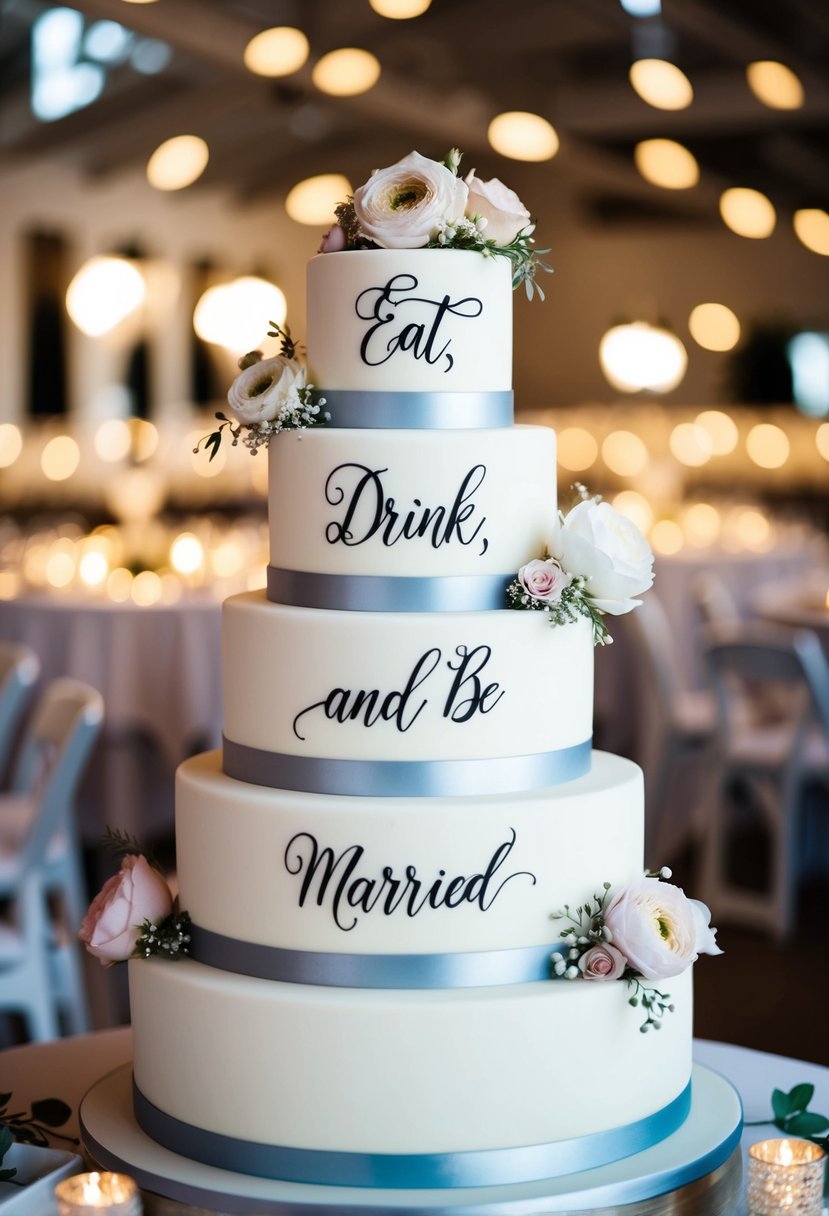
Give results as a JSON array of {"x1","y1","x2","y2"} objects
[
  {"x1": 135, "y1": 910, "x2": 192, "y2": 960},
  {"x1": 746, "y1": 1084, "x2": 829, "y2": 1150},
  {"x1": 506, "y1": 574, "x2": 611, "y2": 645},
  {"x1": 0, "y1": 1125, "x2": 16, "y2": 1182}
]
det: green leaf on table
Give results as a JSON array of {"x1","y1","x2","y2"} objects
[
  {"x1": 30, "y1": 1098, "x2": 71, "y2": 1128},
  {"x1": 0, "y1": 1124, "x2": 16, "y2": 1181},
  {"x1": 787, "y1": 1084, "x2": 815, "y2": 1114},
  {"x1": 772, "y1": 1088, "x2": 792, "y2": 1121},
  {"x1": 786, "y1": 1112, "x2": 829, "y2": 1137}
]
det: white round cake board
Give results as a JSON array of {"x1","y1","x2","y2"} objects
[{"x1": 80, "y1": 1063, "x2": 742, "y2": 1216}]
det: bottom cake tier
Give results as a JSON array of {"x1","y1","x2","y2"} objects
[
  {"x1": 80, "y1": 1062, "x2": 743, "y2": 1214},
  {"x1": 129, "y1": 959, "x2": 693, "y2": 1188}
]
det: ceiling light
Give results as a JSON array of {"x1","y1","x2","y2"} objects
[
  {"x1": 688, "y1": 303, "x2": 740, "y2": 352},
  {"x1": 746, "y1": 61, "x2": 804, "y2": 110},
  {"x1": 793, "y1": 209, "x2": 829, "y2": 256},
  {"x1": 370, "y1": 0, "x2": 432, "y2": 15},
  {"x1": 629, "y1": 59, "x2": 693, "y2": 110},
  {"x1": 66, "y1": 256, "x2": 146, "y2": 336},
  {"x1": 599, "y1": 322, "x2": 687, "y2": 393},
  {"x1": 619, "y1": 0, "x2": 661, "y2": 12},
  {"x1": 487, "y1": 111, "x2": 559, "y2": 162},
  {"x1": 193, "y1": 276, "x2": 287, "y2": 353},
  {"x1": 244, "y1": 27, "x2": 309, "y2": 77},
  {"x1": 719, "y1": 188, "x2": 776, "y2": 239},
  {"x1": 634, "y1": 139, "x2": 698, "y2": 189},
  {"x1": 285, "y1": 173, "x2": 352, "y2": 225},
  {"x1": 312, "y1": 48, "x2": 380, "y2": 97},
  {"x1": 669, "y1": 423, "x2": 712, "y2": 467},
  {"x1": 147, "y1": 135, "x2": 208, "y2": 191}
]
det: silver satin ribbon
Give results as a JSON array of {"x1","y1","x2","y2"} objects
[
  {"x1": 222, "y1": 737, "x2": 592, "y2": 797},
  {"x1": 316, "y1": 389, "x2": 513, "y2": 430},
  {"x1": 267, "y1": 567, "x2": 512, "y2": 613},
  {"x1": 188, "y1": 927, "x2": 566, "y2": 988},
  {"x1": 132, "y1": 1078, "x2": 693, "y2": 1190}
]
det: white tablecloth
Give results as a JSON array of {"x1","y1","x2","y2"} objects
[{"x1": 0, "y1": 594, "x2": 222, "y2": 841}]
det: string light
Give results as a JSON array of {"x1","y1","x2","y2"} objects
[
  {"x1": 244, "y1": 27, "x2": 309, "y2": 77},
  {"x1": 629, "y1": 60, "x2": 693, "y2": 110},
  {"x1": 634, "y1": 139, "x2": 699, "y2": 189},
  {"x1": 487, "y1": 111, "x2": 559, "y2": 161},
  {"x1": 312, "y1": 49, "x2": 380, "y2": 96},
  {"x1": 719, "y1": 188, "x2": 776, "y2": 239},
  {"x1": 147, "y1": 135, "x2": 209, "y2": 191}
]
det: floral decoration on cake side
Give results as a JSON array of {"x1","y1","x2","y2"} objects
[
  {"x1": 507, "y1": 484, "x2": 655, "y2": 645},
  {"x1": 79, "y1": 830, "x2": 190, "y2": 966},
  {"x1": 552, "y1": 869, "x2": 722, "y2": 1032},
  {"x1": 321, "y1": 148, "x2": 552, "y2": 300},
  {"x1": 195, "y1": 323, "x2": 329, "y2": 460}
]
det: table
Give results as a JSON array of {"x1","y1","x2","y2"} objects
[
  {"x1": 752, "y1": 580, "x2": 829, "y2": 648},
  {"x1": 1, "y1": 1029, "x2": 826, "y2": 1212},
  {"x1": 0, "y1": 594, "x2": 223, "y2": 842}
]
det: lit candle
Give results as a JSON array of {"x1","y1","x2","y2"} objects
[
  {"x1": 747, "y1": 1138, "x2": 826, "y2": 1216},
  {"x1": 54, "y1": 1171, "x2": 142, "y2": 1215}
]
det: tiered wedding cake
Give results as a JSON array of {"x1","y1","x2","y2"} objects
[{"x1": 81, "y1": 151, "x2": 740, "y2": 1211}]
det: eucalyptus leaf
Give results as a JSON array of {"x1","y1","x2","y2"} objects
[{"x1": 30, "y1": 1098, "x2": 71, "y2": 1127}]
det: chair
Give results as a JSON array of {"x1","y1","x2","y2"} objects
[
  {"x1": 700, "y1": 625, "x2": 829, "y2": 940},
  {"x1": 691, "y1": 572, "x2": 740, "y2": 628},
  {"x1": 624, "y1": 594, "x2": 717, "y2": 860},
  {"x1": 0, "y1": 678, "x2": 103, "y2": 1039},
  {"x1": 0, "y1": 643, "x2": 40, "y2": 788}
]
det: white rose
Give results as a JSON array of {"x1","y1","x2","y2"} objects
[
  {"x1": 465, "y1": 171, "x2": 531, "y2": 245},
  {"x1": 353, "y1": 151, "x2": 469, "y2": 249},
  {"x1": 227, "y1": 356, "x2": 305, "y2": 426},
  {"x1": 549, "y1": 499, "x2": 654, "y2": 615},
  {"x1": 604, "y1": 877, "x2": 721, "y2": 980},
  {"x1": 518, "y1": 557, "x2": 572, "y2": 605}
]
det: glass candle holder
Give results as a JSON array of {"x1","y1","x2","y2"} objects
[
  {"x1": 54, "y1": 1171, "x2": 142, "y2": 1216},
  {"x1": 747, "y1": 1138, "x2": 827, "y2": 1216}
]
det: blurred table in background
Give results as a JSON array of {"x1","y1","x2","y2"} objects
[
  {"x1": 0, "y1": 593, "x2": 222, "y2": 844},
  {"x1": 752, "y1": 579, "x2": 829, "y2": 649}
]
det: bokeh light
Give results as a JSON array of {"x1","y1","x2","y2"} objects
[
  {"x1": 746, "y1": 61, "x2": 804, "y2": 110},
  {"x1": 45, "y1": 550, "x2": 75, "y2": 588},
  {"x1": 669, "y1": 423, "x2": 713, "y2": 467},
  {"x1": 793, "y1": 210, "x2": 829, "y2": 256},
  {"x1": 312, "y1": 48, "x2": 380, "y2": 96},
  {"x1": 487, "y1": 111, "x2": 559, "y2": 162},
  {"x1": 634, "y1": 139, "x2": 699, "y2": 189},
  {"x1": 131, "y1": 570, "x2": 163, "y2": 605},
  {"x1": 817, "y1": 423, "x2": 829, "y2": 461},
  {"x1": 688, "y1": 303, "x2": 741, "y2": 352},
  {"x1": 243, "y1": 27, "x2": 309, "y2": 77},
  {"x1": 369, "y1": 0, "x2": 431, "y2": 14},
  {"x1": 629, "y1": 60, "x2": 693, "y2": 110},
  {"x1": 602, "y1": 430, "x2": 649, "y2": 477},
  {"x1": 66, "y1": 256, "x2": 145, "y2": 336},
  {"x1": 106, "y1": 568, "x2": 134, "y2": 601},
  {"x1": 557, "y1": 427, "x2": 598, "y2": 472},
  {"x1": 79, "y1": 550, "x2": 109, "y2": 587},
  {"x1": 612, "y1": 490, "x2": 654, "y2": 534},
  {"x1": 94, "y1": 419, "x2": 132, "y2": 462},
  {"x1": 746, "y1": 423, "x2": 789, "y2": 468},
  {"x1": 147, "y1": 135, "x2": 209, "y2": 191},
  {"x1": 194, "y1": 277, "x2": 287, "y2": 352},
  {"x1": 682, "y1": 502, "x2": 721, "y2": 547},
  {"x1": 695, "y1": 410, "x2": 739, "y2": 455},
  {"x1": 0, "y1": 424, "x2": 23, "y2": 468},
  {"x1": 170, "y1": 533, "x2": 204, "y2": 576},
  {"x1": 285, "y1": 174, "x2": 352, "y2": 225},
  {"x1": 651, "y1": 519, "x2": 684, "y2": 555},
  {"x1": 41, "y1": 435, "x2": 80, "y2": 480},
  {"x1": 599, "y1": 323, "x2": 687, "y2": 393},
  {"x1": 719, "y1": 188, "x2": 776, "y2": 239}
]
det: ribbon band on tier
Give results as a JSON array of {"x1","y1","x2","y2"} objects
[
  {"x1": 222, "y1": 737, "x2": 592, "y2": 798},
  {"x1": 267, "y1": 567, "x2": 512, "y2": 613},
  {"x1": 315, "y1": 389, "x2": 513, "y2": 430},
  {"x1": 132, "y1": 1079, "x2": 692, "y2": 1189},
  {"x1": 188, "y1": 927, "x2": 567, "y2": 988}
]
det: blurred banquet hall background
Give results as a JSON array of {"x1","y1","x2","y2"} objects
[{"x1": 0, "y1": 0, "x2": 828, "y2": 1058}]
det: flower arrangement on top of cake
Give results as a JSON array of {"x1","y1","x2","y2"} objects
[
  {"x1": 320, "y1": 148, "x2": 551, "y2": 300},
  {"x1": 508, "y1": 484, "x2": 655, "y2": 645}
]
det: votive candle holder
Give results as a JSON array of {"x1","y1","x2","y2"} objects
[
  {"x1": 747, "y1": 1138, "x2": 826, "y2": 1216},
  {"x1": 54, "y1": 1171, "x2": 142, "y2": 1215}
]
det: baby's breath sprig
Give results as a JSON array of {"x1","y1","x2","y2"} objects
[
  {"x1": 135, "y1": 910, "x2": 192, "y2": 961},
  {"x1": 506, "y1": 575, "x2": 611, "y2": 645},
  {"x1": 626, "y1": 977, "x2": 674, "y2": 1033},
  {"x1": 427, "y1": 219, "x2": 552, "y2": 300}
]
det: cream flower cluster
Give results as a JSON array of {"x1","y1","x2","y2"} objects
[{"x1": 336, "y1": 150, "x2": 531, "y2": 251}]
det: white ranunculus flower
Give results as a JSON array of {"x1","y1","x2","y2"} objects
[
  {"x1": 465, "y1": 171, "x2": 531, "y2": 246},
  {"x1": 549, "y1": 499, "x2": 654, "y2": 615},
  {"x1": 604, "y1": 877, "x2": 721, "y2": 981},
  {"x1": 227, "y1": 356, "x2": 305, "y2": 426},
  {"x1": 353, "y1": 151, "x2": 469, "y2": 249}
]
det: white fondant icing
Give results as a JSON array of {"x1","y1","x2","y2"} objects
[
  {"x1": 222, "y1": 592, "x2": 594, "y2": 763},
  {"x1": 306, "y1": 251, "x2": 512, "y2": 393},
  {"x1": 268, "y1": 426, "x2": 555, "y2": 578},
  {"x1": 130, "y1": 959, "x2": 692, "y2": 1156}
]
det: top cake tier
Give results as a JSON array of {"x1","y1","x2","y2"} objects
[{"x1": 306, "y1": 249, "x2": 512, "y2": 410}]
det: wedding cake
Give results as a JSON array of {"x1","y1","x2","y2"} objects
[{"x1": 80, "y1": 151, "x2": 739, "y2": 1210}]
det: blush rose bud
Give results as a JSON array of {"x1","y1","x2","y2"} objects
[{"x1": 80, "y1": 855, "x2": 174, "y2": 965}]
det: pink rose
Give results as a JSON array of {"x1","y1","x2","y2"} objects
[
  {"x1": 604, "y1": 877, "x2": 721, "y2": 981},
  {"x1": 319, "y1": 224, "x2": 347, "y2": 254},
  {"x1": 465, "y1": 171, "x2": 531, "y2": 245},
  {"x1": 80, "y1": 855, "x2": 173, "y2": 965},
  {"x1": 578, "y1": 943, "x2": 627, "y2": 980},
  {"x1": 518, "y1": 557, "x2": 572, "y2": 605}
]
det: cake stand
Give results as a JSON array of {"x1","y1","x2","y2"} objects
[{"x1": 80, "y1": 1063, "x2": 742, "y2": 1216}]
